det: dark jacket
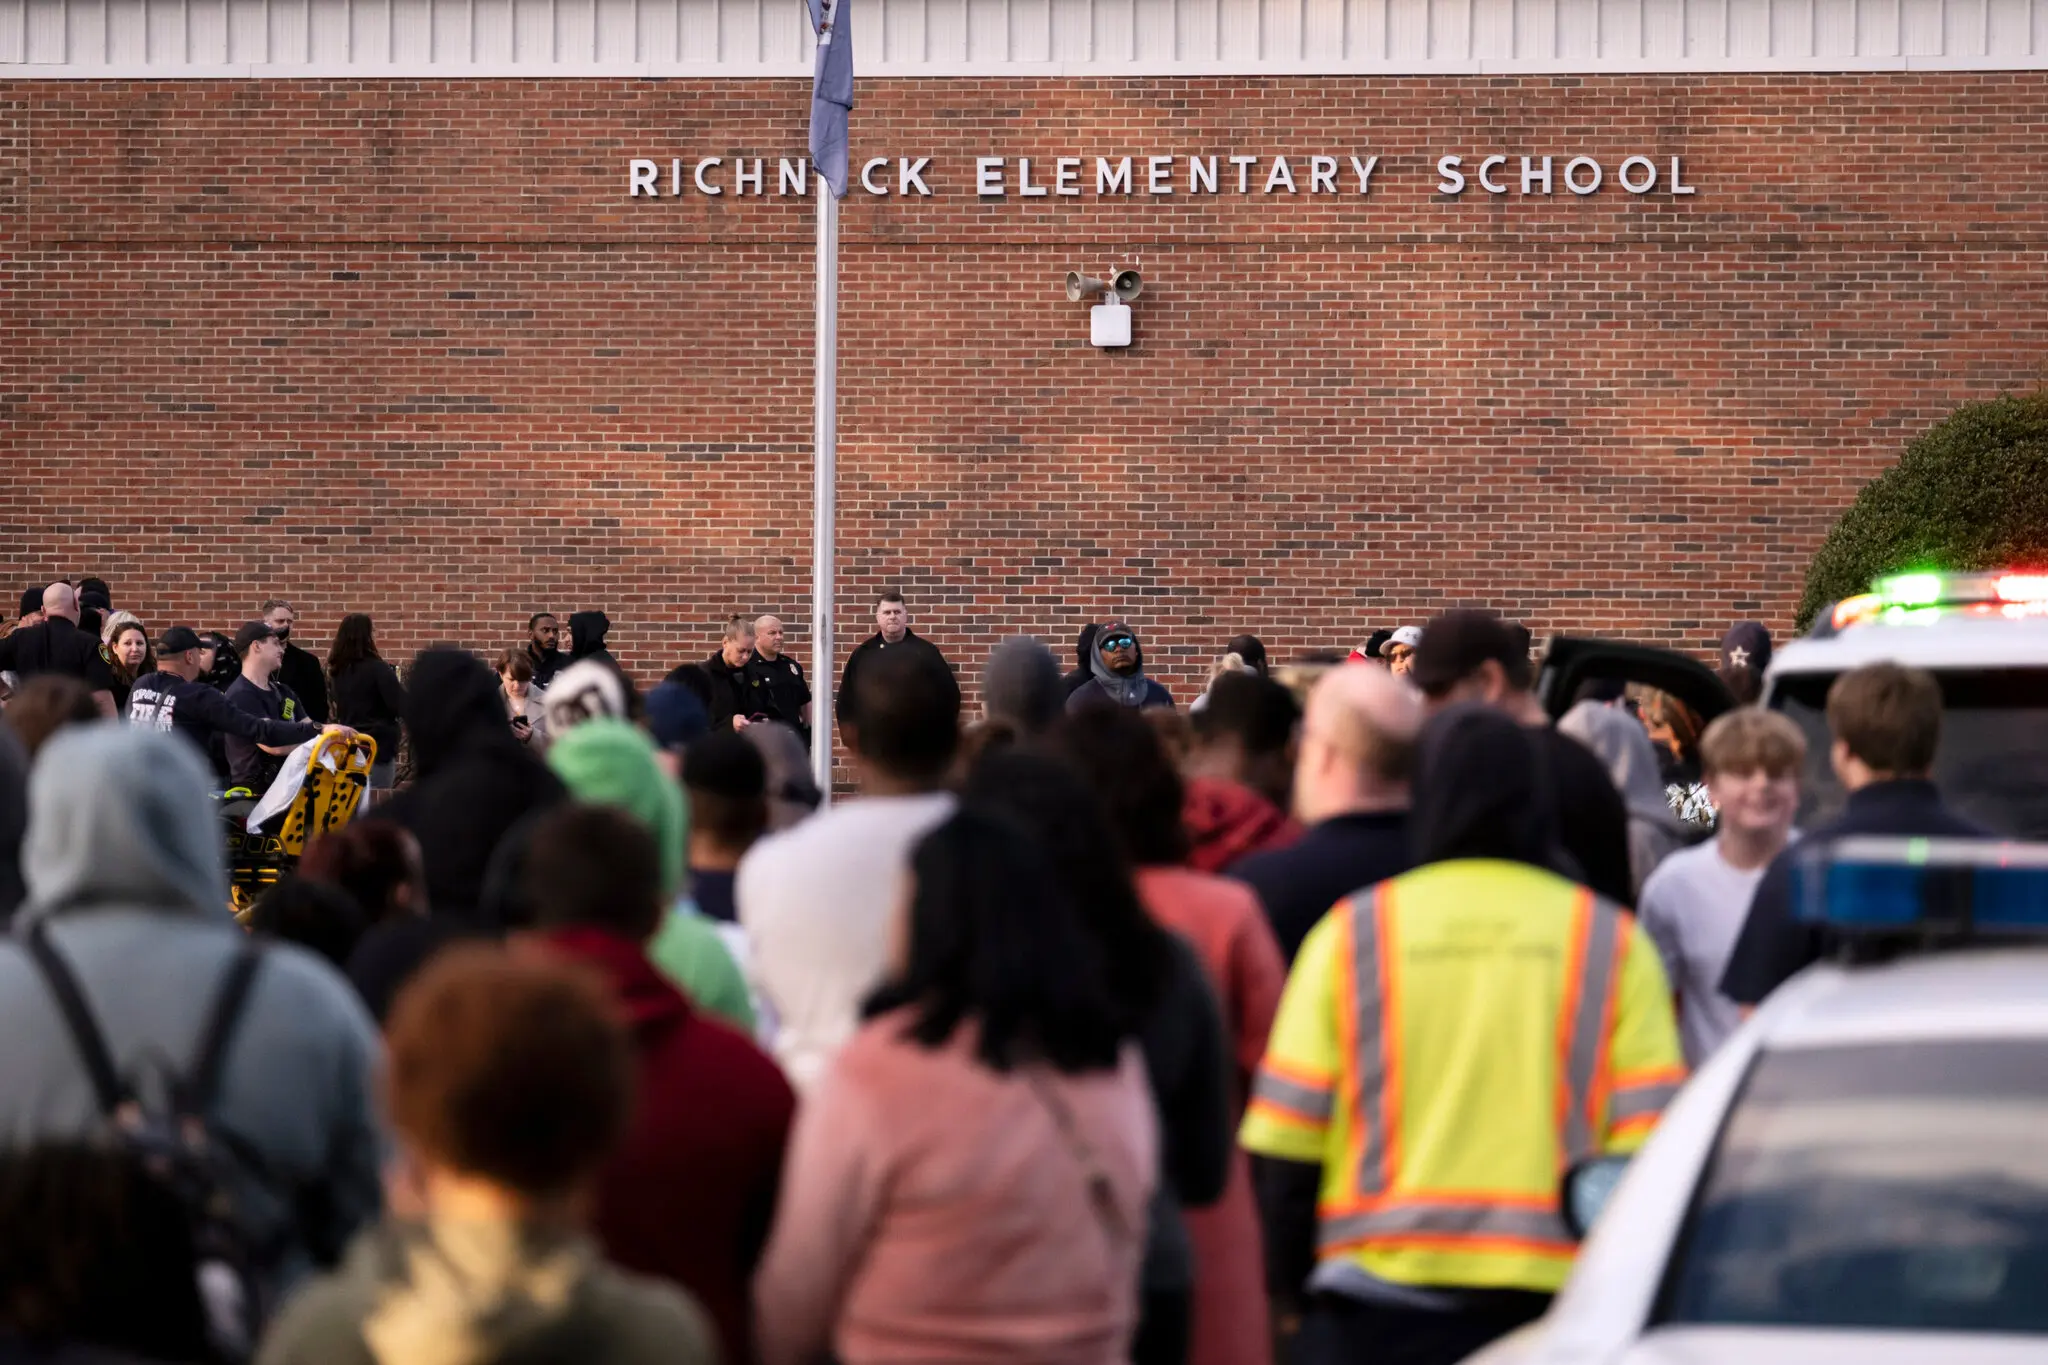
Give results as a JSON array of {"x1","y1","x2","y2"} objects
[
  {"x1": 569, "y1": 612, "x2": 618, "y2": 670},
  {"x1": 1232, "y1": 810, "x2": 1412, "y2": 962},
  {"x1": 526, "y1": 643, "x2": 567, "y2": 691},
  {"x1": 330, "y1": 658, "x2": 407, "y2": 767},
  {"x1": 701, "y1": 650, "x2": 756, "y2": 732},
  {"x1": 1062, "y1": 623, "x2": 1103, "y2": 699},
  {"x1": 276, "y1": 642, "x2": 330, "y2": 724},
  {"x1": 0, "y1": 723, "x2": 25, "y2": 923},
  {"x1": 1540, "y1": 725, "x2": 1636, "y2": 908},
  {"x1": 753, "y1": 652, "x2": 812, "y2": 737},
  {"x1": 537, "y1": 926, "x2": 795, "y2": 1365},
  {"x1": 0, "y1": 617, "x2": 116, "y2": 695},
  {"x1": 373, "y1": 649, "x2": 566, "y2": 926},
  {"x1": 835, "y1": 629, "x2": 948, "y2": 726},
  {"x1": 1720, "y1": 779, "x2": 1989, "y2": 1005},
  {"x1": 126, "y1": 670, "x2": 320, "y2": 778},
  {"x1": 1136, "y1": 931, "x2": 1233, "y2": 1294}
]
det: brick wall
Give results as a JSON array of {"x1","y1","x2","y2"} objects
[{"x1": 4, "y1": 74, "x2": 2047, "y2": 716}]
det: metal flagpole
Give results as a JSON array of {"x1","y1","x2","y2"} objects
[{"x1": 810, "y1": 187, "x2": 839, "y2": 800}]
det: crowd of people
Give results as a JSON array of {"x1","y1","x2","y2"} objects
[{"x1": 0, "y1": 572, "x2": 1997, "y2": 1365}]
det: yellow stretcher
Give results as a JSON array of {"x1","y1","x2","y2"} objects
[{"x1": 223, "y1": 732, "x2": 378, "y2": 920}]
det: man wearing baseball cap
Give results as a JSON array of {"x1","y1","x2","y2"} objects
[
  {"x1": 223, "y1": 620, "x2": 333, "y2": 791},
  {"x1": 1409, "y1": 608, "x2": 1635, "y2": 907},
  {"x1": 1379, "y1": 625, "x2": 1423, "y2": 677},
  {"x1": 127, "y1": 625, "x2": 344, "y2": 783}
]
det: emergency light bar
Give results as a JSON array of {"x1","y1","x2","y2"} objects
[
  {"x1": 1828, "y1": 570, "x2": 2048, "y2": 633},
  {"x1": 1791, "y1": 837, "x2": 2048, "y2": 937}
]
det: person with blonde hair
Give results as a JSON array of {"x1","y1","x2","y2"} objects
[{"x1": 1637, "y1": 707, "x2": 1805, "y2": 1064}]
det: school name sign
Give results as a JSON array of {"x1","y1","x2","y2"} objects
[{"x1": 626, "y1": 152, "x2": 1699, "y2": 200}]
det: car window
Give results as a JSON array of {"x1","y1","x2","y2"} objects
[
  {"x1": 1660, "y1": 1040, "x2": 2048, "y2": 1335},
  {"x1": 1772, "y1": 668, "x2": 2048, "y2": 838}
]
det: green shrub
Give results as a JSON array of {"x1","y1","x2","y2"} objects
[{"x1": 1797, "y1": 389, "x2": 2048, "y2": 631}]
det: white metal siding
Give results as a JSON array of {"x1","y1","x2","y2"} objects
[{"x1": 3, "y1": 0, "x2": 2044, "y2": 72}]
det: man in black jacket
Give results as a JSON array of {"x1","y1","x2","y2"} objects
[
  {"x1": 835, "y1": 591, "x2": 949, "y2": 728},
  {"x1": 0, "y1": 583, "x2": 117, "y2": 716},
  {"x1": 259, "y1": 598, "x2": 330, "y2": 723},
  {"x1": 127, "y1": 627, "x2": 345, "y2": 779},
  {"x1": 1408, "y1": 609, "x2": 1636, "y2": 909},
  {"x1": 524, "y1": 612, "x2": 567, "y2": 690},
  {"x1": 1721, "y1": 662, "x2": 1987, "y2": 1005}
]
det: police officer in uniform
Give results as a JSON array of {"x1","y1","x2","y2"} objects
[{"x1": 750, "y1": 614, "x2": 812, "y2": 748}]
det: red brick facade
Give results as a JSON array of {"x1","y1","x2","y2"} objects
[{"x1": 4, "y1": 74, "x2": 2046, "y2": 707}]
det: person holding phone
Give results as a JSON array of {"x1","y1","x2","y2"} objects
[{"x1": 497, "y1": 646, "x2": 549, "y2": 750}]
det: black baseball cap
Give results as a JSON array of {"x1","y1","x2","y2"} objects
[
  {"x1": 1409, "y1": 609, "x2": 1530, "y2": 696},
  {"x1": 1719, "y1": 621, "x2": 1772, "y2": 675},
  {"x1": 17, "y1": 587, "x2": 40, "y2": 616},
  {"x1": 156, "y1": 625, "x2": 204, "y2": 654},
  {"x1": 233, "y1": 620, "x2": 281, "y2": 653}
]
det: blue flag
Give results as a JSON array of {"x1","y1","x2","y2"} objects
[{"x1": 807, "y1": 0, "x2": 852, "y2": 198}]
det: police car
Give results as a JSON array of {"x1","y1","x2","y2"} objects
[
  {"x1": 1764, "y1": 571, "x2": 2048, "y2": 838},
  {"x1": 1464, "y1": 839, "x2": 2048, "y2": 1365}
]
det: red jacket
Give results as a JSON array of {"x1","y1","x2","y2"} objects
[
  {"x1": 537, "y1": 925, "x2": 797, "y2": 1365},
  {"x1": 1182, "y1": 776, "x2": 1301, "y2": 875}
]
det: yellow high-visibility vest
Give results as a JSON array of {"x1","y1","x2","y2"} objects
[{"x1": 1240, "y1": 858, "x2": 1686, "y2": 1295}]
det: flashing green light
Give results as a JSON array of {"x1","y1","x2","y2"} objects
[{"x1": 1878, "y1": 572, "x2": 1946, "y2": 607}]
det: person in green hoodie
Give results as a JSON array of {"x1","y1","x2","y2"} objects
[{"x1": 544, "y1": 718, "x2": 757, "y2": 1034}]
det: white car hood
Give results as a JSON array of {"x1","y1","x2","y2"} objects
[{"x1": 1616, "y1": 1326, "x2": 2046, "y2": 1365}]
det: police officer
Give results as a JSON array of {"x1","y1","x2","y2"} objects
[
  {"x1": 751, "y1": 614, "x2": 812, "y2": 747},
  {"x1": 127, "y1": 626, "x2": 349, "y2": 782}
]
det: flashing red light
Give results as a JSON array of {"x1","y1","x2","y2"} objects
[{"x1": 1995, "y1": 574, "x2": 2048, "y2": 604}]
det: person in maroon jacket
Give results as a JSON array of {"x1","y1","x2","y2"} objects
[{"x1": 523, "y1": 803, "x2": 797, "y2": 1365}]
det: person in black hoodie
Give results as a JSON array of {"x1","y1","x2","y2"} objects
[
  {"x1": 569, "y1": 610, "x2": 619, "y2": 671},
  {"x1": 1063, "y1": 622, "x2": 1102, "y2": 699},
  {"x1": 259, "y1": 598, "x2": 331, "y2": 723},
  {"x1": 373, "y1": 647, "x2": 567, "y2": 926}
]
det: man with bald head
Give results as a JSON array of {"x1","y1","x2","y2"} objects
[
  {"x1": 0, "y1": 583, "x2": 117, "y2": 716},
  {"x1": 750, "y1": 613, "x2": 812, "y2": 748},
  {"x1": 1231, "y1": 664, "x2": 1424, "y2": 961}
]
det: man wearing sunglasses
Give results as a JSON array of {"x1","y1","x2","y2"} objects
[{"x1": 1066, "y1": 619, "x2": 1175, "y2": 714}]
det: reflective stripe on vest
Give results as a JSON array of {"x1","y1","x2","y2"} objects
[
  {"x1": 1559, "y1": 891, "x2": 1620, "y2": 1166},
  {"x1": 1326, "y1": 878, "x2": 1623, "y2": 1248},
  {"x1": 1250, "y1": 1067, "x2": 1335, "y2": 1124},
  {"x1": 1318, "y1": 1199, "x2": 1572, "y2": 1254}
]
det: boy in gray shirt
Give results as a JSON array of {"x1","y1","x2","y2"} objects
[{"x1": 1638, "y1": 708, "x2": 1805, "y2": 1066}]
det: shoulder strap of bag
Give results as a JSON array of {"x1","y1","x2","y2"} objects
[
  {"x1": 1024, "y1": 1069, "x2": 1132, "y2": 1245},
  {"x1": 22, "y1": 921, "x2": 129, "y2": 1116},
  {"x1": 180, "y1": 946, "x2": 264, "y2": 1118}
]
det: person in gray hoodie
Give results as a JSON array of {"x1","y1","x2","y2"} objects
[{"x1": 0, "y1": 722, "x2": 385, "y2": 1313}]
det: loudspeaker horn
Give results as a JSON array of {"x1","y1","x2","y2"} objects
[
  {"x1": 1066, "y1": 271, "x2": 1107, "y2": 302},
  {"x1": 1111, "y1": 269, "x2": 1143, "y2": 302}
]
